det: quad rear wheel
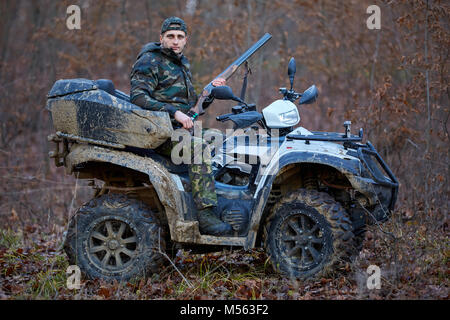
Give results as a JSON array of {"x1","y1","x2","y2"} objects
[{"x1": 64, "y1": 193, "x2": 166, "y2": 281}]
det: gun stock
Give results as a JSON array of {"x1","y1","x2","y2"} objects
[{"x1": 191, "y1": 33, "x2": 272, "y2": 115}]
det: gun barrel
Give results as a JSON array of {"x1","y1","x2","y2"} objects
[
  {"x1": 217, "y1": 33, "x2": 272, "y2": 80},
  {"x1": 192, "y1": 33, "x2": 272, "y2": 115}
]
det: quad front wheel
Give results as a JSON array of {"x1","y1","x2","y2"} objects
[{"x1": 264, "y1": 189, "x2": 355, "y2": 279}]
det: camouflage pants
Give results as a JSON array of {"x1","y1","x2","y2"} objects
[{"x1": 155, "y1": 130, "x2": 219, "y2": 210}]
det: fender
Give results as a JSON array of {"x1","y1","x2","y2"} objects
[
  {"x1": 64, "y1": 143, "x2": 248, "y2": 246},
  {"x1": 245, "y1": 149, "x2": 362, "y2": 249},
  {"x1": 65, "y1": 143, "x2": 194, "y2": 242}
]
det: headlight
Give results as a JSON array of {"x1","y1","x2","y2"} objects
[{"x1": 278, "y1": 109, "x2": 298, "y2": 125}]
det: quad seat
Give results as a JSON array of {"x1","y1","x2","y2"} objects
[
  {"x1": 46, "y1": 78, "x2": 173, "y2": 150},
  {"x1": 94, "y1": 79, "x2": 131, "y2": 103}
]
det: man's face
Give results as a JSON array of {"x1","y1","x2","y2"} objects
[{"x1": 160, "y1": 30, "x2": 187, "y2": 55}]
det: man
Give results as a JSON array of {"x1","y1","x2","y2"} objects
[{"x1": 130, "y1": 17, "x2": 232, "y2": 236}]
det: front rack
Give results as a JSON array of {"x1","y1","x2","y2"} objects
[
  {"x1": 286, "y1": 130, "x2": 363, "y2": 143},
  {"x1": 286, "y1": 128, "x2": 399, "y2": 211}
]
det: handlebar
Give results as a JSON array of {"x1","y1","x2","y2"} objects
[
  {"x1": 216, "y1": 113, "x2": 234, "y2": 122},
  {"x1": 279, "y1": 88, "x2": 301, "y2": 102},
  {"x1": 216, "y1": 103, "x2": 257, "y2": 122}
]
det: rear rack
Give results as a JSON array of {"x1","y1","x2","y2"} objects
[
  {"x1": 47, "y1": 131, "x2": 126, "y2": 167},
  {"x1": 55, "y1": 131, "x2": 125, "y2": 149}
]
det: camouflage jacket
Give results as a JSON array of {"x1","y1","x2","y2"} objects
[{"x1": 130, "y1": 42, "x2": 198, "y2": 117}]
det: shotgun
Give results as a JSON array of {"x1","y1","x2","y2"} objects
[{"x1": 189, "y1": 33, "x2": 272, "y2": 117}]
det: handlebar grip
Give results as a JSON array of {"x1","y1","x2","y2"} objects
[{"x1": 216, "y1": 113, "x2": 233, "y2": 121}]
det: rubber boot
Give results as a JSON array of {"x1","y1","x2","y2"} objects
[{"x1": 197, "y1": 207, "x2": 233, "y2": 236}]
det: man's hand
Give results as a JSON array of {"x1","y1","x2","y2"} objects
[
  {"x1": 212, "y1": 77, "x2": 226, "y2": 87},
  {"x1": 189, "y1": 78, "x2": 227, "y2": 116},
  {"x1": 174, "y1": 110, "x2": 193, "y2": 129}
]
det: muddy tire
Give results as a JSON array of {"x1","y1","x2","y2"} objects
[
  {"x1": 264, "y1": 189, "x2": 355, "y2": 279},
  {"x1": 63, "y1": 193, "x2": 166, "y2": 281}
]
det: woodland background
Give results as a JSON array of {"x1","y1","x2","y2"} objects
[{"x1": 0, "y1": 0, "x2": 448, "y2": 299}]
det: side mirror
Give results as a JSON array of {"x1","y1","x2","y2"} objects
[
  {"x1": 299, "y1": 85, "x2": 318, "y2": 105},
  {"x1": 211, "y1": 85, "x2": 246, "y2": 104},
  {"x1": 288, "y1": 57, "x2": 296, "y2": 90}
]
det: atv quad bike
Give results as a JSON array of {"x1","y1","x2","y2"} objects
[{"x1": 46, "y1": 55, "x2": 398, "y2": 282}]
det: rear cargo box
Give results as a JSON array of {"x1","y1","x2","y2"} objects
[{"x1": 46, "y1": 79, "x2": 173, "y2": 149}]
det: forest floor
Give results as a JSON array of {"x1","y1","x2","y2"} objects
[{"x1": 0, "y1": 209, "x2": 448, "y2": 300}]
